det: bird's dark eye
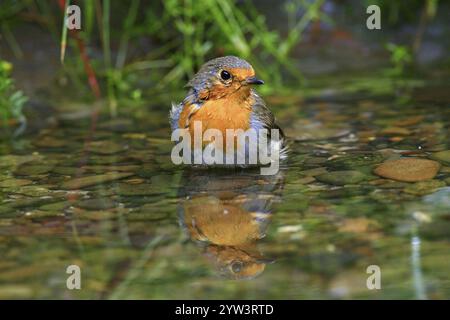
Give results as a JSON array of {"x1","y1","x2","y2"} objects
[
  {"x1": 230, "y1": 261, "x2": 243, "y2": 273},
  {"x1": 220, "y1": 70, "x2": 231, "y2": 81}
]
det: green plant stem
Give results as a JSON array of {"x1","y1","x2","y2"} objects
[
  {"x1": 2, "y1": 22, "x2": 23, "y2": 58},
  {"x1": 101, "y1": 0, "x2": 117, "y2": 116},
  {"x1": 60, "y1": 0, "x2": 70, "y2": 63},
  {"x1": 116, "y1": 0, "x2": 140, "y2": 69}
]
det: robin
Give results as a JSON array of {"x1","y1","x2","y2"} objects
[{"x1": 170, "y1": 56, "x2": 287, "y2": 167}]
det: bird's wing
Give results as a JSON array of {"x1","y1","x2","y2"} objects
[
  {"x1": 250, "y1": 90, "x2": 289, "y2": 159},
  {"x1": 250, "y1": 91, "x2": 285, "y2": 139},
  {"x1": 169, "y1": 102, "x2": 183, "y2": 131},
  {"x1": 170, "y1": 88, "x2": 206, "y2": 131}
]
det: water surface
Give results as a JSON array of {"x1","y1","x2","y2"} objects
[{"x1": 0, "y1": 74, "x2": 449, "y2": 299}]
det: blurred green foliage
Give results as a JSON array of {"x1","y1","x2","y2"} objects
[
  {"x1": 1, "y1": 0, "x2": 442, "y2": 118},
  {"x1": 365, "y1": 0, "x2": 438, "y2": 25},
  {"x1": 0, "y1": 60, "x2": 28, "y2": 128},
  {"x1": 79, "y1": 0, "x2": 326, "y2": 113},
  {"x1": 2, "y1": 0, "x2": 327, "y2": 115},
  {"x1": 144, "y1": 0, "x2": 324, "y2": 87},
  {"x1": 385, "y1": 43, "x2": 412, "y2": 76}
]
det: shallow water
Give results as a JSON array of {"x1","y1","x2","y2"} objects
[{"x1": 0, "y1": 75, "x2": 449, "y2": 299}]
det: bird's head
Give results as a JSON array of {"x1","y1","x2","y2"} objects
[{"x1": 186, "y1": 56, "x2": 264, "y2": 101}]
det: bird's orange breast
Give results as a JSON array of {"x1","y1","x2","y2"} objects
[{"x1": 178, "y1": 87, "x2": 254, "y2": 143}]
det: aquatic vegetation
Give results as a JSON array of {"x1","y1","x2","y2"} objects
[{"x1": 0, "y1": 60, "x2": 27, "y2": 130}]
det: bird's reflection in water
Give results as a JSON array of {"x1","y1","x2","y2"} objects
[{"x1": 177, "y1": 168, "x2": 285, "y2": 280}]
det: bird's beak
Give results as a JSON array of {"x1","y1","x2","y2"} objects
[
  {"x1": 255, "y1": 258, "x2": 275, "y2": 264},
  {"x1": 245, "y1": 76, "x2": 264, "y2": 85}
]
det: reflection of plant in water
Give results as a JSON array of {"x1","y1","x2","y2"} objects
[{"x1": 0, "y1": 60, "x2": 28, "y2": 130}]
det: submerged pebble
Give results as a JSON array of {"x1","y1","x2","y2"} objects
[
  {"x1": 374, "y1": 158, "x2": 441, "y2": 182},
  {"x1": 299, "y1": 167, "x2": 328, "y2": 176},
  {"x1": 0, "y1": 155, "x2": 43, "y2": 169},
  {"x1": 338, "y1": 218, "x2": 379, "y2": 233},
  {"x1": 377, "y1": 181, "x2": 409, "y2": 189},
  {"x1": 82, "y1": 165, "x2": 139, "y2": 174},
  {"x1": 431, "y1": 150, "x2": 450, "y2": 165},
  {"x1": 76, "y1": 198, "x2": 117, "y2": 210},
  {"x1": 60, "y1": 172, "x2": 134, "y2": 190},
  {"x1": 295, "y1": 176, "x2": 316, "y2": 184},
  {"x1": 115, "y1": 183, "x2": 161, "y2": 196},
  {"x1": 33, "y1": 136, "x2": 66, "y2": 148},
  {"x1": 327, "y1": 153, "x2": 384, "y2": 169},
  {"x1": 9, "y1": 197, "x2": 56, "y2": 209},
  {"x1": 24, "y1": 210, "x2": 63, "y2": 219},
  {"x1": 0, "y1": 285, "x2": 33, "y2": 299},
  {"x1": 52, "y1": 166, "x2": 81, "y2": 176},
  {"x1": 403, "y1": 180, "x2": 446, "y2": 196},
  {"x1": 14, "y1": 186, "x2": 53, "y2": 197},
  {"x1": 86, "y1": 141, "x2": 128, "y2": 155},
  {"x1": 316, "y1": 170, "x2": 368, "y2": 185},
  {"x1": 39, "y1": 201, "x2": 71, "y2": 211},
  {"x1": 0, "y1": 179, "x2": 33, "y2": 188},
  {"x1": 392, "y1": 115, "x2": 424, "y2": 127},
  {"x1": 127, "y1": 204, "x2": 168, "y2": 221},
  {"x1": 14, "y1": 163, "x2": 54, "y2": 176},
  {"x1": 380, "y1": 127, "x2": 412, "y2": 136},
  {"x1": 69, "y1": 207, "x2": 116, "y2": 220},
  {"x1": 0, "y1": 205, "x2": 15, "y2": 215}
]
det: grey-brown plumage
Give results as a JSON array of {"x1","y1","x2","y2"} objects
[{"x1": 187, "y1": 56, "x2": 253, "y2": 91}]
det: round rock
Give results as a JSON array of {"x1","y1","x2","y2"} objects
[{"x1": 374, "y1": 158, "x2": 441, "y2": 182}]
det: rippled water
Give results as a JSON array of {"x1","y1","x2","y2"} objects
[{"x1": 0, "y1": 76, "x2": 449, "y2": 299}]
